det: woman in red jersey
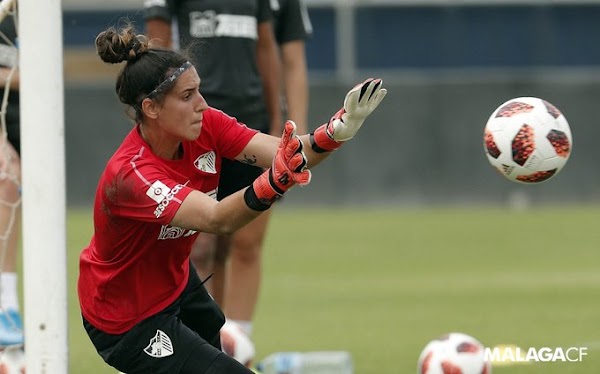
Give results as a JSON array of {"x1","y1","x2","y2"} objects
[{"x1": 77, "y1": 24, "x2": 386, "y2": 374}]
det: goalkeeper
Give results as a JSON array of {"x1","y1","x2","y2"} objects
[{"x1": 77, "y1": 24, "x2": 386, "y2": 374}]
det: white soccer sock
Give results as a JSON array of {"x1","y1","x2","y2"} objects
[
  {"x1": 0, "y1": 272, "x2": 19, "y2": 311},
  {"x1": 229, "y1": 319, "x2": 253, "y2": 337}
]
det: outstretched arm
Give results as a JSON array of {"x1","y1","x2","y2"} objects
[
  {"x1": 239, "y1": 78, "x2": 388, "y2": 169},
  {"x1": 174, "y1": 78, "x2": 386, "y2": 229},
  {"x1": 307, "y1": 77, "x2": 387, "y2": 152},
  {"x1": 170, "y1": 122, "x2": 309, "y2": 233}
]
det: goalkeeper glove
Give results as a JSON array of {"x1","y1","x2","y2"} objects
[
  {"x1": 310, "y1": 78, "x2": 387, "y2": 152},
  {"x1": 245, "y1": 120, "x2": 311, "y2": 211}
]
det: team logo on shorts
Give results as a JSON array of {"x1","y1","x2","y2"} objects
[{"x1": 144, "y1": 330, "x2": 174, "y2": 358}]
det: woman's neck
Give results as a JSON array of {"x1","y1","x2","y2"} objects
[{"x1": 138, "y1": 124, "x2": 183, "y2": 160}]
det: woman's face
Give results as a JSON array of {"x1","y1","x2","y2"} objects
[{"x1": 156, "y1": 66, "x2": 208, "y2": 141}]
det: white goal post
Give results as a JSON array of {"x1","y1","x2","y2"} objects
[{"x1": 19, "y1": 0, "x2": 68, "y2": 372}]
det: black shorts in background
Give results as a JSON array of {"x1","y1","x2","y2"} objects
[
  {"x1": 215, "y1": 104, "x2": 269, "y2": 201},
  {"x1": 4, "y1": 92, "x2": 19, "y2": 155},
  {"x1": 217, "y1": 158, "x2": 264, "y2": 200}
]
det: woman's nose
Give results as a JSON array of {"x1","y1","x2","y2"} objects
[{"x1": 196, "y1": 93, "x2": 208, "y2": 111}]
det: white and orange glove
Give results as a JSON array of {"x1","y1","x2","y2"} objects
[
  {"x1": 244, "y1": 120, "x2": 311, "y2": 211},
  {"x1": 310, "y1": 78, "x2": 387, "y2": 152}
]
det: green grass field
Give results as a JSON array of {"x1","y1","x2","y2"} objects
[{"x1": 66, "y1": 206, "x2": 600, "y2": 373}]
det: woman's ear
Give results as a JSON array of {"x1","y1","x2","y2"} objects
[{"x1": 141, "y1": 98, "x2": 160, "y2": 119}]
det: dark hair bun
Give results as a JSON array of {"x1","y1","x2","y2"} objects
[{"x1": 96, "y1": 25, "x2": 149, "y2": 64}]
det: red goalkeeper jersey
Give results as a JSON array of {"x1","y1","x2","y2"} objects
[{"x1": 78, "y1": 107, "x2": 257, "y2": 334}]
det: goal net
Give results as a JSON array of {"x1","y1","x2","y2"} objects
[
  {"x1": 0, "y1": 0, "x2": 25, "y2": 370},
  {"x1": 0, "y1": 0, "x2": 70, "y2": 370},
  {"x1": 0, "y1": 0, "x2": 20, "y2": 324}
]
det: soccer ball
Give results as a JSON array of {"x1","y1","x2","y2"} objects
[
  {"x1": 483, "y1": 97, "x2": 572, "y2": 183},
  {"x1": 220, "y1": 320, "x2": 256, "y2": 367},
  {"x1": 417, "y1": 332, "x2": 491, "y2": 374}
]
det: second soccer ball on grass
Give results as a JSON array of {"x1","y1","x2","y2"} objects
[{"x1": 417, "y1": 332, "x2": 491, "y2": 374}]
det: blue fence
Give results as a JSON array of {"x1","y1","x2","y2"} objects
[
  {"x1": 63, "y1": 5, "x2": 600, "y2": 70},
  {"x1": 62, "y1": 4, "x2": 600, "y2": 206}
]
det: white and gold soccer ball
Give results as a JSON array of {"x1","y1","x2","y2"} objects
[
  {"x1": 483, "y1": 97, "x2": 572, "y2": 183},
  {"x1": 417, "y1": 332, "x2": 491, "y2": 374}
]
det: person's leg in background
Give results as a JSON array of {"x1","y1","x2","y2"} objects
[
  {"x1": 191, "y1": 232, "x2": 219, "y2": 293},
  {"x1": 191, "y1": 232, "x2": 237, "y2": 311},
  {"x1": 0, "y1": 141, "x2": 23, "y2": 346},
  {"x1": 190, "y1": 157, "x2": 269, "y2": 339},
  {"x1": 221, "y1": 210, "x2": 271, "y2": 336}
]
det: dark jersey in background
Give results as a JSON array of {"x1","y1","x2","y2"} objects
[
  {"x1": 144, "y1": 0, "x2": 273, "y2": 132},
  {"x1": 270, "y1": 0, "x2": 312, "y2": 45}
]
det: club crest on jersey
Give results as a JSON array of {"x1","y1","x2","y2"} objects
[
  {"x1": 144, "y1": 330, "x2": 174, "y2": 358},
  {"x1": 194, "y1": 151, "x2": 216, "y2": 174}
]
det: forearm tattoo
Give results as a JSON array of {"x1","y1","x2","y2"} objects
[{"x1": 241, "y1": 154, "x2": 257, "y2": 165}]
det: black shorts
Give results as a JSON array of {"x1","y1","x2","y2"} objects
[
  {"x1": 217, "y1": 158, "x2": 264, "y2": 200},
  {"x1": 212, "y1": 104, "x2": 269, "y2": 201},
  {"x1": 4, "y1": 93, "x2": 19, "y2": 155},
  {"x1": 82, "y1": 264, "x2": 252, "y2": 374}
]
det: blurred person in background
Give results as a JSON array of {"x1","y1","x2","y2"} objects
[
  {"x1": 216, "y1": 0, "x2": 313, "y2": 351},
  {"x1": 77, "y1": 23, "x2": 386, "y2": 374},
  {"x1": 271, "y1": 0, "x2": 312, "y2": 134},
  {"x1": 0, "y1": 7, "x2": 24, "y2": 349},
  {"x1": 143, "y1": 0, "x2": 282, "y2": 356}
]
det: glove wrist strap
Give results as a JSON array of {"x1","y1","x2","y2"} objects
[
  {"x1": 244, "y1": 186, "x2": 272, "y2": 211},
  {"x1": 310, "y1": 124, "x2": 343, "y2": 153},
  {"x1": 245, "y1": 169, "x2": 283, "y2": 211}
]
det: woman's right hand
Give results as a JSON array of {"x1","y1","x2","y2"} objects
[{"x1": 246, "y1": 120, "x2": 311, "y2": 209}]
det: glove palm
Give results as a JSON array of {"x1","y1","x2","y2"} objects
[{"x1": 311, "y1": 78, "x2": 387, "y2": 152}]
